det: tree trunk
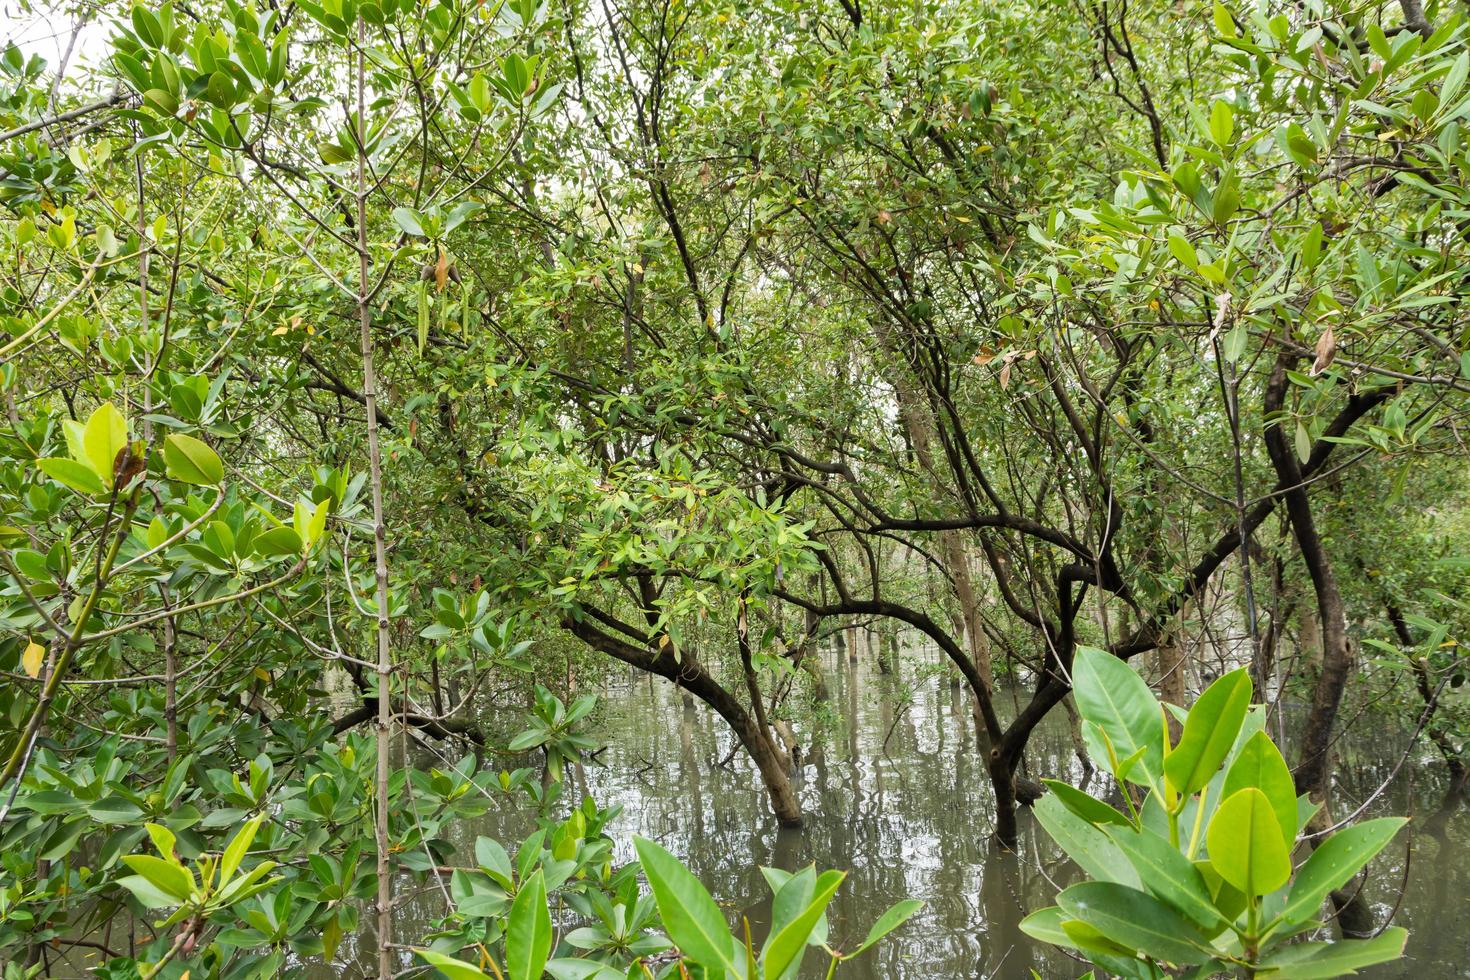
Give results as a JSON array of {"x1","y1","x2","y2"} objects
[
  {"x1": 567, "y1": 615, "x2": 803, "y2": 826},
  {"x1": 1263, "y1": 354, "x2": 1373, "y2": 938},
  {"x1": 1263, "y1": 357, "x2": 1350, "y2": 800},
  {"x1": 1156, "y1": 637, "x2": 1186, "y2": 741}
]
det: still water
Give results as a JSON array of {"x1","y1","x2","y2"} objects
[{"x1": 368, "y1": 648, "x2": 1470, "y2": 978}]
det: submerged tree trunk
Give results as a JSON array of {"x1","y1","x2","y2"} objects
[
  {"x1": 567, "y1": 615, "x2": 803, "y2": 826},
  {"x1": 1263, "y1": 354, "x2": 1373, "y2": 938}
]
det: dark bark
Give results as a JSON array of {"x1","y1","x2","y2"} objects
[
  {"x1": 565, "y1": 614, "x2": 803, "y2": 826},
  {"x1": 331, "y1": 697, "x2": 485, "y2": 745},
  {"x1": 1263, "y1": 353, "x2": 1379, "y2": 939},
  {"x1": 1262, "y1": 356, "x2": 1350, "y2": 800}
]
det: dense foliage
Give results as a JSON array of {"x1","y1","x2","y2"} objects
[{"x1": 1, "y1": 0, "x2": 1466, "y2": 974}]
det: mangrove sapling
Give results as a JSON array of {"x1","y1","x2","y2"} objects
[{"x1": 1022, "y1": 647, "x2": 1408, "y2": 978}]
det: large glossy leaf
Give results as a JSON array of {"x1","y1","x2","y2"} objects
[
  {"x1": 1255, "y1": 927, "x2": 1408, "y2": 978},
  {"x1": 1042, "y1": 779, "x2": 1131, "y2": 827},
  {"x1": 505, "y1": 869, "x2": 551, "y2": 980},
  {"x1": 1274, "y1": 818, "x2": 1407, "y2": 929},
  {"x1": 163, "y1": 433, "x2": 224, "y2": 485},
  {"x1": 1165, "y1": 668, "x2": 1252, "y2": 797},
  {"x1": 1018, "y1": 906, "x2": 1075, "y2": 948},
  {"x1": 1056, "y1": 880, "x2": 1214, "y2": 965},
  {"x1": 37, "y1": 457, "x2": 105, "y2": 495},
  {"x1": 762, "y1": 868, "x2": 844, "y2": 979},
  {"x1": 1222, "y1": 731, "x2": 1297, "y2": 852},
  {"x1": 415, "y1": 949, "x2": 490, "y2": 979},
  {"x1": 634, "y1": 836, "x2": 738, "y2": 975},
  {"x1": 81, "y1": 402, "x2": 128, "y2": 487},
  {"x1": 851, "y1": 898, "x2": 924, "y2": 956},
  {"x1": 1060, "y1": 918, "x2": 1139, "y2": 958},
  {"x1": 761, "y1": 866, "x2": 826, "y2": 947},
  {"x1": 116, "y1": 873, "x2": 180, "y2": 909},
  {"x1": 120, "y1": 854, "x2": 194, "y2": 902},
  {"x1": 1104, "y1": 826, "x2": 1224, "y2": 931},
  {"x1": 1072, "y1": 646, "x2": 1164, "y2": 788},
  {"x1": 545, "y1": 960, "x2": 624, "y2": 980},
  {"x1": 1034, "y1": 792, "x2": 1140, "y2": 887},
  {"x1": 1207, "y1": 788, "x2": 1292, "y2": 896},
  {"x1": 220, "y1": 815, "x2": 263, "y2": 884}
]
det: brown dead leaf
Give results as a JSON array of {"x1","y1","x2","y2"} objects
[
  {"x1": 1310, "y1": 322, "x2": 1336, "y2": 376},
  {"x1": 434, "y1": 250, "x2": 449, "y2": 292}
]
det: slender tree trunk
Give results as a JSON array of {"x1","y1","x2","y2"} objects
[
  {"x1": 1263, "y1": 357, "x2": 1349, "y2": 799},
  {"x1": 355, "y1": 28, "x2": 395, "y2": 977},
  {"x1": 1263, "y1": 355, "x2": 1372, "y2": 938}
]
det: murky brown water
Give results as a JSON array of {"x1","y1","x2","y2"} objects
[{"x1": 349, "y1": 647, "x2": 1470, "y2": 979}]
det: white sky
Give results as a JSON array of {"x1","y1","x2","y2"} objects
[{"x1": 1, "y1": 2, "x2": 116, "y2": 90}]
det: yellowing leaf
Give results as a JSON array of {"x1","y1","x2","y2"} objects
[
  {"x1": 22, "y1": 639, "x2": 44, "y2": 678},
  {"x1": 81, "y1": 403, "x2": 128, "y2": 488}
]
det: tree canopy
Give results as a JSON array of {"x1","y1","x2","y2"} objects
[{"x1": 0, "y1": 0, "x2": 1467, "y2": 975}]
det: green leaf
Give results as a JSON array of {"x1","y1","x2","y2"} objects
[
  {"x1": 1255, "y1": 927, "x2": 1408, "y2": 977},
  {"x1": 1212, "y1": 1, "x2": 1236, "y2": 37},
  {"x1": 82, "y1": 402, "x2": 128, "y2": 486},
  {"x1": 633, "y1": 836, "x2": 738, "y2": 975},
  {"x1": 117, "y1": 873, "x2": 179, "y2": 909},
  {"x1": 1103, "y1": 826, "x2": 1224, "y2": 932},
  {"x1": 1274, "y1": 818, "x2": 1406, "y2": 928},
  {"x1": 392, "y1": 207, "x2": 426, "y2": 237},
  {"x1": 1168, "y1": 234, "x2": 1199, "y2": 269},
  {"x1": 1165, "y1": 668, "x2": 1252, "y2": 797},
  {"x1": 37, "y1": 457, "x2": 105, "y2": 495},
  {"x1": 1206, "y1": 788, "x2": 1292, "y2": 896},
  {"x1": 221, "y1": 815, "x2": 263, "y2": 884},
  {"x1": 120, "y1": 854, "x2": 194, "y2": 902},
  {"x1": 214, "y1": 860, "x2": 279, "y2": 905},
  {"x1": 851, "y1": 898, "x2": 924, "y2": 956},
  {"x1": 761, "y1": 866, "x2": 822, "y2": 944},
  {"x1": 1034, "y1": 793, "x2": 1140, "y2": 887},
  {"x1": 1018, "y1": 906, "x2": 1075, "y2": 948},
  {"x1": 206, "y1": 70, "x2": 235, "y2": 108},
  {"x1": 1072, "y1": 646, "x2": 1164, "y2": 789},
  {"x1": 1212, "y1": 182, "x2": 1240, "y2": 224},
  {"x1": 145, "y1": 823, "x2": 177, "y2": 860},
  {"x1": 253, "y1": 525, "x2": 304, "y2": 557},
  {"x1": 163, "y1": 433, "x2": 224, "y2": 485},
  {"x1": 143, "y1": 88, "x2": 179, "y2": 116},
  {"x1": 1222, "y1": 322, "x2": 1248, "y2": 363},
  {"x1": 86, "y1": 796, "x2": 144, "y2": 824},
  {"x1": 1222, "y1": 731, "x2": 1296, "y2": 852},
  {"x1": 545, "y1": 961, "x2": 624, "y2": 980},
  {"x1": 1056, "y1": 880, "x2": 1213, "y2": 965},
  {"x1": 1041, "y1": 780, "x2": 1131, "y2": 827},
  {"x1": 762, "y1": 869, "x2": 844, "y2": 978},
  {"x1": 475, "y1": 836, "x2": 514, "y2": 887},
  {"x1": 505, "y1": 868, "x2": 551, "y2": 980},
  {"x1": 415, "y1": 949, "x2": 490, "y2": 979},
  {"x1": 1209, "y1": 99, "x2": 1234, "y2": 146},
  {"x1": 418, "y1": 280, "x2": 431, "y2": 355}
]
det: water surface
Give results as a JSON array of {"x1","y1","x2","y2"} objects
[{"x1": 380, "y1": 648, "x2": 1470, "y2": 978}]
